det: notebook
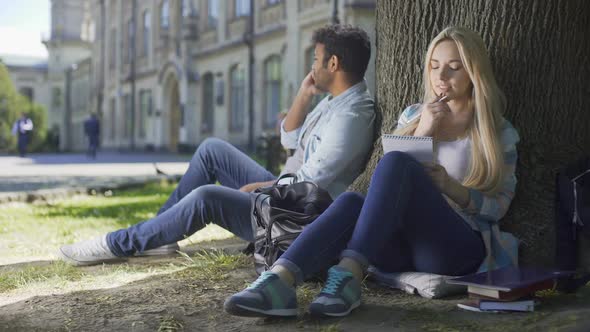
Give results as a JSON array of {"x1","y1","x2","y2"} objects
[{"x1": 381, "y1": 134, "x2": 433, "y2": 163}]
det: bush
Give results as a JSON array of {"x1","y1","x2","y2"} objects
[{"x1": 0, "y1": 62, "x2": 48, "y2": 152}]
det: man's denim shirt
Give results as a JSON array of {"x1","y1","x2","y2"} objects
[{"x1": 280, "y1": 80, "x2": 375, "y2": 199}]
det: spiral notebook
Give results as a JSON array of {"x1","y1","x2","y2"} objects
[{"x1": 382, "y1": 134, "x2": 433, "y2": 163}]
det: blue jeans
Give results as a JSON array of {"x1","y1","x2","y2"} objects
[
  {"x1": 107, "y1": 138, "x2": 276, "y2": 256},
  {"x1": 276, "y1": 151, "x2": 486, "y2": 284}
]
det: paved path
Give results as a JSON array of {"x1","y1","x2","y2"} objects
[{"x1": 0, "y1": 152, "x2": 190, "y2": 194}]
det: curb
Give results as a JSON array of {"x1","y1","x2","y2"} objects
[{"x1": 0, "y1": 175, "x2": 181, "y2": 204}]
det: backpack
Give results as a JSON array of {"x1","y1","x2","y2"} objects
[
  {"x1": 250, "y1": 174, "x2": 333, "y2": 275},
  {"x1": 554, "y1": 156, "x2": 590, "y2": 292}
]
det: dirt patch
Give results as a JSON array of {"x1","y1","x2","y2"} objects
[{"x1": 1, "y1": 241, "x2": 590, "y2": 332}]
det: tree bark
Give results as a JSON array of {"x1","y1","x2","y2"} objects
[{"x1": 351, "y1": 0, "x2": 590, "y2": 267}]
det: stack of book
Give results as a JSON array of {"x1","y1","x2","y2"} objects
[{"x1": 448, "y1": 267, "x2": 574, "y2": 313}]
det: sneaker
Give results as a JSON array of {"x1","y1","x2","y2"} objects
[
  {"x1": 308, "y1": 266, "x2": 361, "y2": 317},
  {"x1": 224, "y1": 271, "x2": 297, "y2": 317},
  {"x1": 58, "y1": 235, "x2": 121, "y2": 266},
  {"x1": 134, "y1": 243, "x2": 180, "y2": 257}
]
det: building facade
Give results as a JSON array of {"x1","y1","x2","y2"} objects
[{"x1": 6, "y1": 0, "x2": 376, "y2": 152}]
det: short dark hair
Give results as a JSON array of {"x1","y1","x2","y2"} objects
[{"x1": 312, "y1": 24, "x2": 371, "y2": 82}]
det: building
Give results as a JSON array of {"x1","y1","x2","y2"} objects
[
  {"x1": 5, "y1": 0, "x2": 376, "y2": 152},
  {"x1": 1, "y1": 55, "x2": 51, "y2": 113}
]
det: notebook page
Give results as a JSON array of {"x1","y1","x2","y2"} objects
[{"x1": 382, "y1": 134, "x2": 433, "y2": 163}]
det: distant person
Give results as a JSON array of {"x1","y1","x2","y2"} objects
[
  {"x1": 84, "y1": 113, "x2": 100, "y2": 159},
  {"x1": 58, "y1": 24, "x2": 376, "y2": 267},
  {"x1": 11, "y1": 113, "x2": 34, "y2": 157}
]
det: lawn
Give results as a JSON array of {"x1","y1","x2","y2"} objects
[{"x1": 1, "y1": 182, "x2": 590, "y2": 331}]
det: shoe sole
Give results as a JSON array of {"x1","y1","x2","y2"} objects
[
  {"x1": 58, "y1": 248, "x2": 125, "y2": 267},
  {"x1": 309, "y1": 299, "x2": 361, "y2": 317},
  {"x1": 134, "y1": 248, "x2": 179, "y2": 257},
  {"x1": 224, "y1": 301, "x2": 297, "y2": 317}
]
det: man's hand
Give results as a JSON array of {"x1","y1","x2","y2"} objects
[
  {"x1": 283, "y1": 72, "x2": 320, "y2": 132},
  {"x1": 299, "y1": 71, "x2": 322, "y2": 98},
  {"x1": 239, "y1": 180, "x2": 276, "y2": 193}
]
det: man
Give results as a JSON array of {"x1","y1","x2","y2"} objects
[
  {"x1": 58, "y1": 24, "x2": 375, "y2": 266},
  {"x1": 84, "y1": 113, "x2": 100, "y2": 159},
  {"x1": 12, "y1": 113, "x2": 34, "y2": 157}
]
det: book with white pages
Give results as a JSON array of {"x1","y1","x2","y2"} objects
[{"x1": 381, "y1": 134, "x2": 434, "y2": 163}]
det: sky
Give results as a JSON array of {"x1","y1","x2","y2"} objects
[{"x1": 0, "y1": 0, "x2": 50, "y2": 58}]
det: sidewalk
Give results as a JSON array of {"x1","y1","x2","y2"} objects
[{"x1": 0, "y1": 152, "x2": 190, "y2": 202}]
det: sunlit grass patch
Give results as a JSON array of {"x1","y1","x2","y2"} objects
[
  {"x1": 175, "y1": 249, "x2": 251, "y2": 283},
  {"x1": 0, "y1": 182, "x2": 175, "y2": 264},
  {"x1": 0, "y1": 261, "x2": 85, "y2": 293}
]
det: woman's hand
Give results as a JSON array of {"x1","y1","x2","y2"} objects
[
  {"x1": 423, "y1": 162, "x2": 470, "y2": 207},
  {"x1": 414, "y1": 98, "x2": 450, "y2": 137},
  {"x1": 423, "y1": 162, "x2": 450, "y2": 194}
]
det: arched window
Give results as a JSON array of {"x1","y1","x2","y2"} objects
[
  {"x1": 201, "y1": 73, "x2": 215, "y2": 133},
  {"x1": 229, "y1": 65, "x2": 245, "y2": 131},
  {"x1": 160, "y1": 0, "x2": 169, "y2": 29},
  {"x1": 264, "y1": 55, "x2": 282, "y2": 129}
]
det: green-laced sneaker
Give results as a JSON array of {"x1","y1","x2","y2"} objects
[
  {"x1": 309, "y1": 266, "x2": 361, "y2": 317},
  {"x1": 224, "y1": 272, "x2": 298, "y2": 317}
]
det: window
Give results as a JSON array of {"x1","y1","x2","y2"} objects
[
  {"x1": 109, "y1": 28, "x2": 116, "y2": 68},
  {"x1": 201, "y1": 73, "x2": 214, "y2": 133},
  {"x1": 139, "y1": 90, "x2": 152, "y2": 138},
  {"x1": 161, "y1": 0, "x2": 169, "y2": 29},
  {"x1": 207, "y1": 0, "x2": 218, "y2": 28},
  {"x1": 143, "y1": 10, "x2": 151, "y2": 56},
  {"x1": 264, "y1": 56, "x2": 282, "y2": 128},
  {"x1": 182, "y1": 0, "x2": 192, "y2": 17},
  {"x1": 110, "y1": 98, "x2": 116, "y2": 139},
  {"x1": 229, "y1": 65, "x2": 245, "y2": 131},
  {"x1": 127, "y1": 19, "x2": 134, "y2": 63},
  {"x1": 19, "y1": 87, "x2": 34, "y2": 102},
  {"x1": 267, "y1": 0, "x2": 282, "y2": 5},
  {"x1": 123, "y1": 94, "x2": 132, "y2": 138},
  {"x1": 235, "y1": 0, "x2": 250, "y2": 17},
  {"x1": 52, "y1": 87, "x2": 62, "y2": 107}
]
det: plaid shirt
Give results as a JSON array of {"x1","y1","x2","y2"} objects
[{"x1": 397, "y1": 104, "x2": 520, "y2": 272}]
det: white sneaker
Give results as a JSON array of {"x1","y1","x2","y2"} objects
[
  {"x1": 134, "y1": 243, "x2": 180, "y2": 257},
  {"x1": 58, "y1": 235, "x2": 120, "y2": 266}
]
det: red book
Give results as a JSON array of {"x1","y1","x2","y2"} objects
[
  {"x1": 447, "y1": 267, "x2": 573, "y2": 300},
  {"x1": 467, "y1": 279, "x2": 555, "y2": 300}
]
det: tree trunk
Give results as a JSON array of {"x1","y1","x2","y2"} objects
[{"x1": 351, "y1": 0, "x2": 590, "y2": 267}]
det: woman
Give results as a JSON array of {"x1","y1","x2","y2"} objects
[{"x1": 224, "y1": 26, "x2": 520, "y2": 318}]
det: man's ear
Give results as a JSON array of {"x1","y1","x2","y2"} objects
[{"x1": 329, "y1": 55, "x2": 339, "y2": 72}]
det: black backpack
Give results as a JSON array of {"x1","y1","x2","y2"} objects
[
  {"x1": 554, "y1": 156, "x2": 590, "y2": 292},
  {"x1": 249, "y1": 174, "x2": 333, "y2": 275}
]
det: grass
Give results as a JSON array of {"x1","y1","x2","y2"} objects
[
  {"x1": 0, "y1": 181, "x2": 234, "y2": 265},
  {"x1": 0, "y1": 181, "x2": 236, "y2": 297}
]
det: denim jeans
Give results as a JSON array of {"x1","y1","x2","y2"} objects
[
  {"x1": 107, "y1": 138, "x2": 276, "y2": 256},
  {"x1": 276, "y1": 151, "x2": 486, "y2": 284}
]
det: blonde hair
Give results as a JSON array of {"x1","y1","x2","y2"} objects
[{"x1": 395, "y1": 26, "x2": 506, "y2": 194}]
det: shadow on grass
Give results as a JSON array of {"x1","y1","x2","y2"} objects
[
  {"x1": 33, "y1": 183, "x2": 176, "y2": 229},
  {"x1": 1, "y1": 265, "x2": 589, "y2": 332}
]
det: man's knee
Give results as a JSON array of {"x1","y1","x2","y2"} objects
[{"x1": 188, "y1": 184, "x2": 223, "y2": 202}]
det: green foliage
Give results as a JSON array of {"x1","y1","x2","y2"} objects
[{"x1": 0, "y1": 62, "x2": 48, "y2": 152}]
